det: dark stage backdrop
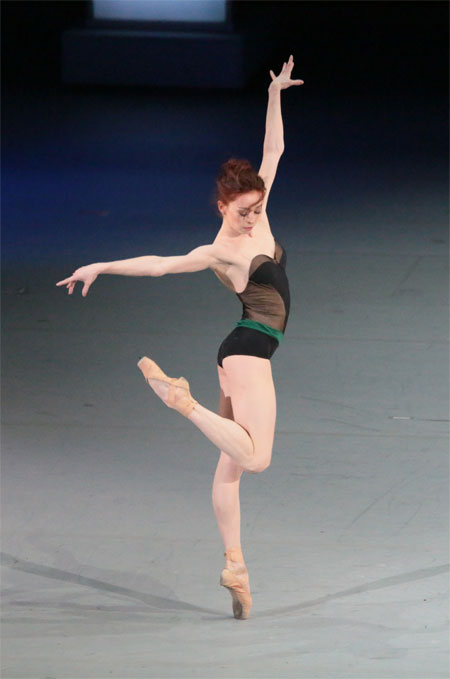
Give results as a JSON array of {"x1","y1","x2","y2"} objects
[
  {"x1": 2, "y1": 1, "x2": 448, "y2": 264},
  {"x1": 2, "y1": 0, "x2": 448, "y2": 96}
]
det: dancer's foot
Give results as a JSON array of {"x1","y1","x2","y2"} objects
[
  {"x1": 220, "y1": 546, "x2": 252, "y2": 620},
  {"x1": 137, "y1": 356, "x2": 197, "y2": 417}
]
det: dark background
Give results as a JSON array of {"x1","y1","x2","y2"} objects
[
  {"x1": 1, "y1": 0, "x2": 448, "y2": 266},
  {"x1": 2, "y1": 0, "x2": 448, "y2": 97}
]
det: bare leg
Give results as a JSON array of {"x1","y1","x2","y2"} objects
[
  {"x1": 212, "y1": 451, "x2": 243, "y2": 548},
  {"x1": 211, "y1": 386, "x2": 244, "y2": 547},
  {"x1": 141, "y1": 357, "x2": 266, "y2": 619},
  {"x1": 212, "y1": 451, "x2": 250, "y2": 590},
  {"x1": 188, "y1": 403, "x2": 256, "y2": 470},
  {"x1": 144, "y1": 355, "x2": 275, "y2": 474},
  {"x1": 210, "y1": 385, "x2": 250, "y2": 614},
  {"x1": 146, "y1": 382, "x2": 258, "y2": 470}
]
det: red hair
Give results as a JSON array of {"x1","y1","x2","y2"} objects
[{"x1": 212, "y1": 157, "x2": 266, "y2": 216}]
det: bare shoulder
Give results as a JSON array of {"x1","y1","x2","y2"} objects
[
  {"x1": 209, "y1": 240, "x2": 239, "y2": 267},
  {"x1": 213, "y1": 217, "x2": 274, "y2": 267}
]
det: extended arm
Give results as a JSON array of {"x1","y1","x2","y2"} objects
[
  {"x1": 264, "y1": 84, "x2": 285, "y2": 153},
  {"x1": 264, "y1": 55, "x2": 304, "y2": 152},
  {"x1": 259, "y1": 56, "x2": 304, "y2": 210},
  {"x1": 56, "y1": 244, "x2": 229, "y2": 297}
]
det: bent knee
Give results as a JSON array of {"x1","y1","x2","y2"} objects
[
  {"x1": 246, "y1": 457, "x2": 271, "y2": 474},
  {"x1": 244, "y1": 437, "x2": 273, "y2": 474}
]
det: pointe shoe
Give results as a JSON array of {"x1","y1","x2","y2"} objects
[
  {"x1": 137, "y1": 356, "x2": 198, "y2": 417},
  {"x1": 220, "y1": 546, "x2": 252, "y2": 620}
]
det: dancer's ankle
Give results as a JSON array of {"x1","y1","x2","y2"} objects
[
  {"x1": 224, "y1": 546, "x2": 247, "y2": 571},
  {"x1": 224, "y1": 545, "x2": 243, "y2": 561}
]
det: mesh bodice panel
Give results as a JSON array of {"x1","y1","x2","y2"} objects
[{"x1": 213, "y1": 241, "x2": 290, "y2": 332}]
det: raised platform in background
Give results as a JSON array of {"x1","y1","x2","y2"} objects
[{"x1": 61, "y1": 28, "x2": 255, "y2": 90}]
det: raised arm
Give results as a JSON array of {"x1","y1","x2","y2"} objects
[
  {"x1": 56, "y1": 243, "x2": 230, "y2": 297},
  {"x1": 263, "y1": 82, "x2": 284, "y2": 154},
  {"x1": 264, "y1": 54, "x2": 303, "y2": 151},
  {"x1": 259, "y1": 55, "x2": 303, "y2": 210}
]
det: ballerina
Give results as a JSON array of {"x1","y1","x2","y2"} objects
[{"x1": 57, "y1": 55, "x2": 303, "y2": 619}]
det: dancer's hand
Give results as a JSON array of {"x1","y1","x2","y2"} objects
[
  {"x1": 269, "y1": 55, "x2": 304, "y2": 90},
  {"x1": 56, "y1": 263, "x2": 101, "y2": 296}
]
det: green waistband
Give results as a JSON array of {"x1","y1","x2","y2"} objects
[{"x1": 236, "y1": 319, "x2": 284, "y2": 343}]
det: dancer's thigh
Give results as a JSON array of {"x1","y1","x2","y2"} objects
[
  {"x1": 218, "y1": 366, "x2": 234, "y2": 417},
  {"x1": 215, "y1": 367, "x2": 244, "y2": 481},
  {"x1": 221, "y1": 355, "x2": 276, "y2": 469}
]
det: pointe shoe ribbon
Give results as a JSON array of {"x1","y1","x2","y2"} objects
[{"x1": 137, "y1": 356, "x2": 197, "y2": 417}]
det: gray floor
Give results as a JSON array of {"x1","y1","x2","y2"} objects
[{"x1": 2, "y1": 86, "x2": 449, "y2": 678}]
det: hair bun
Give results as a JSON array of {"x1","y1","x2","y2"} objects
[{"x1": 212, "y1": 157, "x2": 266, "y2": 216}]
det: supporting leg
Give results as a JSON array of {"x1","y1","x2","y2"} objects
[
  {"x1": 212, "y1": 452, "x2": 250, "y2": 567},
  {"x1": 212, "y1": 451, "x2": 244, "y2": 550},
  {"x1": 211, "y1": 388, "x2": 251, "y2": 619},
  {"x1": 212, "y1": 453, "x2": 251, "y2": 619}
]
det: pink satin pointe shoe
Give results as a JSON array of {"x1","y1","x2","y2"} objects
[
  {"x1": 220, "y1": 546, "x2": 252, "y2": 620},
  {"x1": 137, "y1": 356, "x2": 198, "y2": 417}
]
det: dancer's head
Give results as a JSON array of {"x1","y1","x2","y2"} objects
[{"x1": 213, "y1": 158, "x2": 266, "y2": 235}]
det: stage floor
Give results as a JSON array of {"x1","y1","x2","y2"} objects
[{"x1": 2, "y1": 84, "x2": 449, "y2": 678}]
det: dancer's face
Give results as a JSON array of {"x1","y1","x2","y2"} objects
[{"x1": 218, "y1": 191, "x2": 264, "y2": 235}]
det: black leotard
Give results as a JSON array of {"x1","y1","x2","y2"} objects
[{"x1": 214, "y1": 240, "x2": 290, "y2": 367}]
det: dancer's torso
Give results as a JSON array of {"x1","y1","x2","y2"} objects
[{"x1": 212, "y1": 221, "x2": 290, "y2": 333}]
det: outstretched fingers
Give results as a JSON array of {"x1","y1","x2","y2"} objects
[
  {"x1": 56, "y1": 276, "x2": 74, "y2": 287},
  {"x1": 286, "y1": 55, "x2": 303, "y2": 84},
  {"x1": 56, "y1": 276, "x2": 76, "y2": 295},
  {"x1": 56, "y1": 275, "x2": 88, "y2": 295},
  {"x1": 269, "y1": 54, "x2": 304, "y2": 88}
]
